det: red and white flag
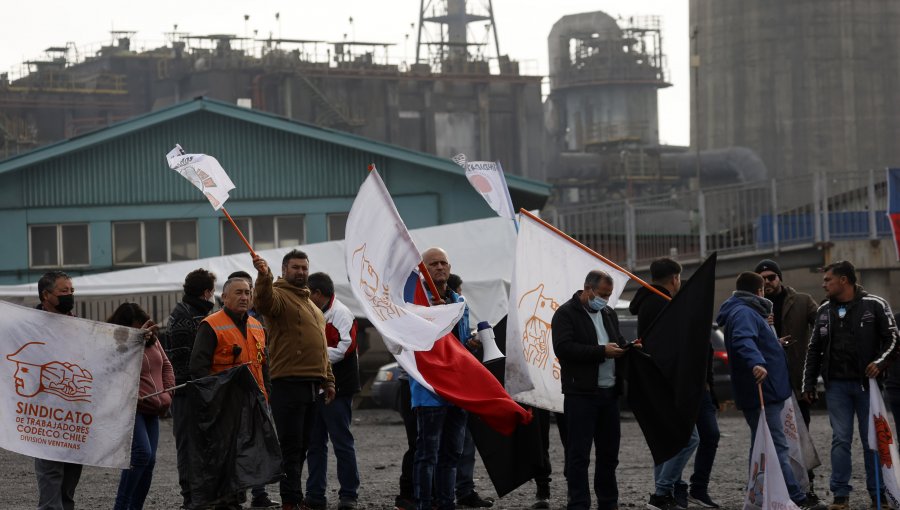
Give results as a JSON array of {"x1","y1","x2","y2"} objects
[
  {"x1": 166, "y1": 144, "x2": 236, "y2": 210},
  {"x1": 345, "y1": 168, "x2": 531, "y2": 435},
  {"x1": 744, "y1": 410, "x2": 800, "y2": 510},
  {"x1": 453, "y1": 154, "x2": 516, "y2": 221},
  {"x1": 868, "y1": 378, "x2": 900, "y2": 508}
]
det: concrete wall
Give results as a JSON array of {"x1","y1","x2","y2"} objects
[{"x1": 691, "y1": 0, "x2": 900, "y2": 181}]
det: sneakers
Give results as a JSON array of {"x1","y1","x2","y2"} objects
[
  {"x1": 647, "y1": 493, "x2": 679, "y2": 510},
  {"x1": 826, "y1": 496, "x2": 849, "y2": 510},
  {"x1": 250, "y1": 495, "x2": 281, "y2": 509},
  {"x1": 797, "y1": 499, "x2": 827, "y2": 510},
  {"x1": 687, "y1": 490, "x2": 720, "y2": 508},
  {"x1": 337, "y1": 498, "x2": 358, "y2": 510},
  {"x1": 457, "y1": 492, "x2": 495, "y2": 508}
]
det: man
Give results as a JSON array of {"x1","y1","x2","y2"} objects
[
  {"x1": 190, "y1": 277, "x2": 272, "y2": 509},
  {"x1": 802, "y1": 261, "x2": 899, "y2": 510},
  {"x1": 410, "y1": 247, "x2": 481, "y2": 510},
  {"x1": 552, "y1": 270, "x2": 627, "y2": 510},
  {"x1": 253, "y1": 250, "x2": 335, "y2": 510},
  {"x1": 629, "y1": 258, "x2": 716, "y2": 510},
  {"x1": 33, "y1": 271, "x2": 81, "y2": 510},
  {"x1": 165, "y1": 268, "x2": 217, "y2": 510},
  {"x1": 305, "y1": 272, "x2": 361, "y2": 510},
  {"x1": 717, "y1": 272, "x2": 824, "y2": 510},
  {"x1": 755, "y1": 258, "x2": 819, "y2": 502},
  {"x1": 227, "y1": 270, "x2": 279, "y2": 509}
]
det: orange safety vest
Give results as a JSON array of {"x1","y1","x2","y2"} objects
[{"x1": 202, "y1": 310, "x2": 268, "y2": 400}]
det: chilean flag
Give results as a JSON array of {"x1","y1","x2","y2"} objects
[
  {"x1": 888, "y1": 168, "x2": 900, "y2": 260},
  {"x1": 345, "y1": 168, "x2": 531, "y2": 435}
]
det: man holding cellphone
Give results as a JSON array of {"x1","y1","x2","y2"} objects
[{"x1": 754, "y1": 259, "x2": 819, "y2": 502}]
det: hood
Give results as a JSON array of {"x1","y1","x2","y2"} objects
[
  {"x1": 628, "y1": 284, "x2": 670, "y2": 315},
  {"x1": 716, "y1": 291, "x2": 772, "y2": 326},
  {"x1": 273, "y1": 277, "x2": 311, "y2": 299}
]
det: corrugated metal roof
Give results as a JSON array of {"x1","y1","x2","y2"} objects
[{"x1": 0, "y1": 97, "x2": 551, "y2": 201}]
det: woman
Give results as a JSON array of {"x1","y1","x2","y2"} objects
[{"x1": 108, "y1": 303, "x2": 174, "y2": 510}]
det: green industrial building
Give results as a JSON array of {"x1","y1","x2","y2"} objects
[{"x1": 0, "y1": 97, "x2": 550, "y2": 285}]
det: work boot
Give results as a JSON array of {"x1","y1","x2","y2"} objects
[{"x1": 531, "y1": 483, "x2": 550, "y2": 509}]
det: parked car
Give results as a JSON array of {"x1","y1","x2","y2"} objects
[{"x1": 371, "y1": 362, "x2": 402, "y2": 411}]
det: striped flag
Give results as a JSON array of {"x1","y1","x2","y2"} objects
[{"x1": 867, "y1": 377, "x2": 900, "y2": 508}]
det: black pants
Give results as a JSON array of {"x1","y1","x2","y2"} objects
[
  {"x1": 564, "y1": 392, "x2": 619, "y2": 510},
  {"x1": 398, "y1": 378, "x2": 418, "y2": 501},
  {"x1": 171, "y1": 391, "x2": 193, "y2": 507},
  {"x1": 271, "y1": 379, "x2": 318, "y2": 505}
]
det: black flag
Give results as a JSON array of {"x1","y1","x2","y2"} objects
[
  {"x1": 626, "y1": 252, "x2": 717, "y2": 465},
  {"x1": 185, "y1": 365, "x2": 283, "y2": 506}
]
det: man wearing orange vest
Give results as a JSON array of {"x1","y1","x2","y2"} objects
[{"x1": 190, "y1": 276, "x2": 272, "y2": 508}]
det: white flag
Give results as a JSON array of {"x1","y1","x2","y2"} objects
[
  {"x1": 344, "y1": 168, "x2": 465, "y2": 354},
  {"x1": 0, "y1": 302, "x2": 144, "y2": 468},
  {"x1": 457, "y1": 156, "x2": 516, "y2": 221},
  {"x1": 744, "y1": 411, "x2": 801, "y2": 510},
  {"x1": 779, "y1": 394, "x2": 820, "y2": 493},
  {"x1": 868, "y1": 378, "x2": 900, "y2": 508},
  {"x1": 166, "y1": 144, "x2": 236, "y2": 210},
  {"x1": 505, "y1": 213, "x2": 629, "y2": 412}
]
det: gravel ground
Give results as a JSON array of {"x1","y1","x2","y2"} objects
[{"x1": 0, "y1": 407, "x2": 881, "y2": 509}]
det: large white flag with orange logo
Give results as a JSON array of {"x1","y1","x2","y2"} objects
[
  {"x1": 505, "y1": 213, "x2": 629, "y2": 412},
  {"x1": 0, "y1": 301, "x2": 144, "y2": 468},
  {"x1": 868, "y1": 378, "x2": 900, "y2": 508},
  {"x1": 744, "y1": 411, "x2": 801, "y2": 510},
  {"x1": 344, "y1": 168, "x2": 465, "y2": 354},
  {"x1": 166, "y1": 144, "x2": 236, "y2": 210}
]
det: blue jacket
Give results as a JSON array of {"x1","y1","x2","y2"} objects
[
  {"x1": 409, "y1": 288, "x2": 470, "y2": 408},
  {"x1": 716, "y1": 292, "x2": 791, "y2": 410}
]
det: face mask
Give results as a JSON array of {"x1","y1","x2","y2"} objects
[
  {"x1": 588, "y1": 296, "x2": 607, "y2": 312},
  {"x1": 55, "y1": 294, "x2": 75, "y2": 314}
]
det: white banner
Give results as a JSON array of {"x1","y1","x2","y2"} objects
[
  {"x1": 505, "y1": 213, "x2": 629, "y2": 412},
  {"x1": 744, "y1": 410, "x2": 801, "y2": 510},
  {"x1": 344, "y1": 168, "x2": 464, "y2": 354},
  {"x1": 779, "y1": 395, "x2": 819, "y2": 493},
  {"x1": 166, "y1": 144, "x2": 236, "y2": 210},
  {"x1": 868, "y1": 378, "x2": 900, "y2": 508},
  {"x1": 0, "y1": 302, "x2": 144, "y2": 468},
  {"x1": 454, "y1": 155, "x2": 516, "y2": 221}
]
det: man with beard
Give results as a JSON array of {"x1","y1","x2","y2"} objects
[
  {"x1": 253, "y1": 250, "x2": 335, "y2": 510},
  {"x1": 33, "y1": 271, "x2": 81, "y2": 510}
]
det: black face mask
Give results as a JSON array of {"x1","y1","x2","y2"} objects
[{"x1": 55, "y1": 294, "x2": 75, "y2": 314}]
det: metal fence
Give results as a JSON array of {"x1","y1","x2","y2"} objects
[{"x1": 550, "y1": 169, "x2": 891, "y2": 269}]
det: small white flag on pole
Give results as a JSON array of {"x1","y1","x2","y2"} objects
[
  {"x1": 868, "y1": 378, "x2": 900, "y2": 508},
  {"x1": 453, "y1": 154, "x2": 516, "y2": 221},
  {"x1": 779, "y1": 394, "x2": 821, "y2": 493},
  {"x1": 166, "y1": 144, "x2": 236, "y2": 210},
  {"x1": 744, "y1": 410, "x2": 801, "y2": 510}
]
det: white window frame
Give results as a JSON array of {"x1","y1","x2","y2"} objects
[
  {"x1": 112, "y1": 220, "x2": 198, "y2": 266},
  {"x1": 28, "y1": 223, "x2": 91, "y2": 268},
  {"x1": 220, "y1": 215, "x2": 306, "y2": 254}
]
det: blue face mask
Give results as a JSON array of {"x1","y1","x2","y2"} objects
[{"x1": 588, "y1": 296, "x2": 607, "y2": 312}]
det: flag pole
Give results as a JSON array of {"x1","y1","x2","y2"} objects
[
  {"x1": 518, "y1": 208, "x2": 671, "y2": 302},
  {"x1": 220, "y1": 206, "x2": 257, "y2": 258},
  {"x1": 874, "y1": 449, "x2": 882, "y2": 510}
]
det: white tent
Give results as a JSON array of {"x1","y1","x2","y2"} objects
[{"x1": 0, "y1": 217, "x2": 517, "y2": 326}]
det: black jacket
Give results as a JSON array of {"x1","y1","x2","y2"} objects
[
  {"x1": 165, "y1": 295, "x2": 214, "y2": 385},
  {"x1": 628, "y1": 284, "x2": 671, "y2": 339},
  {"x1": 802, "y1": 288, "x2": 900, "y2": 392},
  {"x1": 552, "y1": 291, "x2": 626, "y2": 395}
]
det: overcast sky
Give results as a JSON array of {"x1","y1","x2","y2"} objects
[{"x1": 1, "y1": 0, "x2": 689, "y2": 145}]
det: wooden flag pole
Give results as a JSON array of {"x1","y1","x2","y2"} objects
[
  {"x1": 221, "y1": 206, "x2": 256, "y2": 258},
  {"x1": 518, "y1": 209, "x2": 671, "y2": 302}
]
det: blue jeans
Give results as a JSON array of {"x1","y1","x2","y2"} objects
[
  {"x1": 306, "y1": 395, "x2": 360, "y2": 503},
  {"x1": 654, "y1": 427, "x2": 699, "y2": 496},
  {"x1": 414, "y1": 405, "x2": 467, "y2": 510},
  {"x1": 456, "y1": 428, "x2": 477, "y2": 498},
  {"x1": 564, "y1": 391, "x2": 620, "y2": 510},
  {"x1": 690, "y1": 390, "x2": 720, "y2": 493},
  {"x1": 825, "y1": 380, "x2": 881, "y2": 498},
  {"x1": 742, "y1": 399, "x2": 805, "y2": 503},
  {"x1": 113, "y1": 412, "x2": 159, "y2": 510}
]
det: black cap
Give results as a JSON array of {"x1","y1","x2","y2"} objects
[{"x1": 754, "y1": 259, "x2": 783, "y2": 280}]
